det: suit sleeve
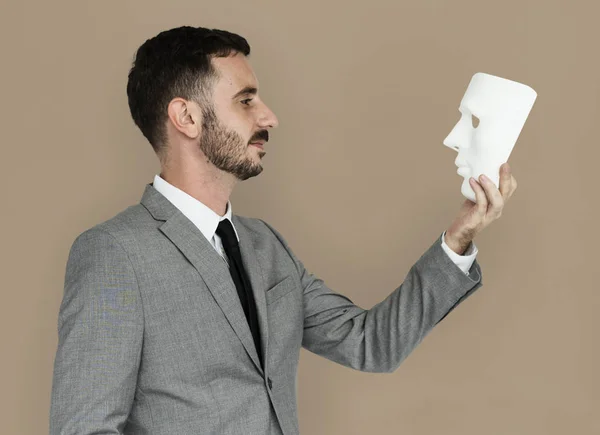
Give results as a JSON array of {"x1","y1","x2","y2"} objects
[
  {"x1": 260, "y1": 220, "x2": 483, "y2": 374},
  {"x1": 441, "y1": 230, "x2": 478, "y2": 275},
  {"x1": 49, "y1": 228, "x2": 144, "y2": 434}
]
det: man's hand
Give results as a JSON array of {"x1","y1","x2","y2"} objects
[{"x1": 445, "y1": 162, "x2": 518, "y2": 255}]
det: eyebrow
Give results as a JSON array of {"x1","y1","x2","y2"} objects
[{"x1": 231, "y1": 86, "x2": 258, "y2": 100}]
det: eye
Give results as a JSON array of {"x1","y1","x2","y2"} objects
[{"x1": 241, "y1": 98, "x2": 253, "y2": 106}]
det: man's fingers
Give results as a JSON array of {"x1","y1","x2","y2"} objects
[
  {"x1": 509, "y1": 174, "x2": 517, "y2": 198},
  {"x1": 499, "y1": 163, "x2": 512, "y2": 200},
  {"x1": 478, "y1": 173, "x2": 504, "y2": 217},
  {"x1": 470, "y1": 177, "x2": 488, "y2": 215}
]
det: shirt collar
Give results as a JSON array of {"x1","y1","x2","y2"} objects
[{"x1": 152, "y1": 174, "x2": 240, "y2": 243}]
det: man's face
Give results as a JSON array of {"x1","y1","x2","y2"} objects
[{"x1": 197, "y1": 52, "x2": 279, "y2": 181}]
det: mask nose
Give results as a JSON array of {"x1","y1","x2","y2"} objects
[
  {"x1": 443, "y1": 117, "x2": 472, "y2": 151},
  {"x1": 443, "y1": 123, "x2": 461, "y2": 151}
]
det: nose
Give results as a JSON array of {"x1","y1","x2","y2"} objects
[
  {"x1": 443, "y1": 123, "x2": 461, "y2": 151},
  {"x1": 259, "y1": 102, "x2": 279, "y2": 130}
]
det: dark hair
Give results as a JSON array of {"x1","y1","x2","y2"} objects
[{"x1": 126, "y1": 26, "x2": 251, "y2": 160}]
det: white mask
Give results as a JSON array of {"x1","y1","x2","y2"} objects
[{"x1": 443, "y1": 72, "x2": 537, "y2": 202}]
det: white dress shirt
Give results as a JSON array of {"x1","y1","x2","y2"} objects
[
  {"x1": 152, "y1": 174, "x2": 478, "y2": 276},
  {"x1": 152, "y1": 174, "x2": 237, "y2": 267}
]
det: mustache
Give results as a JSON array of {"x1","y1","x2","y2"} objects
[{"x1": 249, "y1": 130, "x2": 269, "y2": 143}]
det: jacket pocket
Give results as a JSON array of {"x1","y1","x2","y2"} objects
[{"x1": 265, "y1": 275, "x2": 294, "y2": 305}]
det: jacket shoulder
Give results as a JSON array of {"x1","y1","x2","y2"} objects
[{"x1": 73, "y1": 203, "x2": 154, "y2": 248}]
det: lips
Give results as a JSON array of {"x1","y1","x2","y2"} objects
[{"x1": 457, "y1": 166, "x2": 470, "y2": 176}]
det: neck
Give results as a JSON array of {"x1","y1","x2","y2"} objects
[{"x1": 159, "y1": 164, "x2": 237, "y2": 217}]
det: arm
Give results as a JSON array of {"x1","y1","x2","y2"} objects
[
  {"x1": 260, "y1": 220, "x2": 482, "y2": 374},
  {"x1": 441, "y1": 230, "x2": 478, "y2": 276},
  {"x1": 49, "y1": 228, "x2": 143, "y2": 434}
]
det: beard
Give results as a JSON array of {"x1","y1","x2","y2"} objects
[{"x1": 197, "y1": 104, "x2": 265, "y2": 181}]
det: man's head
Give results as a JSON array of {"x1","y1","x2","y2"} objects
[{"x1": 127, "y1": 26, "x2": 278, "y2": 181}]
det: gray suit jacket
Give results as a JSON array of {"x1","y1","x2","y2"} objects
[{"x1": 50, "y1": 182, "x2": 483, "y2": 434}]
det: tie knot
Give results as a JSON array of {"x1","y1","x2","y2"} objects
[{"x1": 216, "y1": 219, "x2": 238, "y2": 249}]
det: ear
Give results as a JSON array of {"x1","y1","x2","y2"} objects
[{"x1": 166, "y1": 98, "x2": 201, "y2": 139}]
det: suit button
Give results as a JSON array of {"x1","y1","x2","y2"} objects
[{"x1": 267, "y1": 377, "x2": 273, "y2": 390}]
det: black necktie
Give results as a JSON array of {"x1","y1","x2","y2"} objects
[{"x1": 215, "y1": 219, "x2": 263, "y2": 368}]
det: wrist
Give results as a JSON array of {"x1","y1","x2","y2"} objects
[{"x1": 445, "y1": 229, "x2": 472, "y2": 255}]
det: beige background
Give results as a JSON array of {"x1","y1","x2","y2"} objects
[{"x1": 1, "y1": 0, "x2": 598, "y2": 433}]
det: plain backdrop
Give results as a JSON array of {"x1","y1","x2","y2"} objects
[{"x1": 1, "y1": 0, "x2": 598, "y2": 434}]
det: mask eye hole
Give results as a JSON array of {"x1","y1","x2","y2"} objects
[{"x1": 472, "y1": 114, "x2": 480, "y2": 128}]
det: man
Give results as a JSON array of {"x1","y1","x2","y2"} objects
[{"x1": 49, "y1": 26, "x2": 517, "y2": 434}]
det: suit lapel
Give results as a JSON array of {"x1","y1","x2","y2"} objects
[
  {"x1": 234, "y1": 216, "x2": 270, "y2": 373},
  {"x1": 140, "y1": 183, "x2": 269, "y2": 376}
]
